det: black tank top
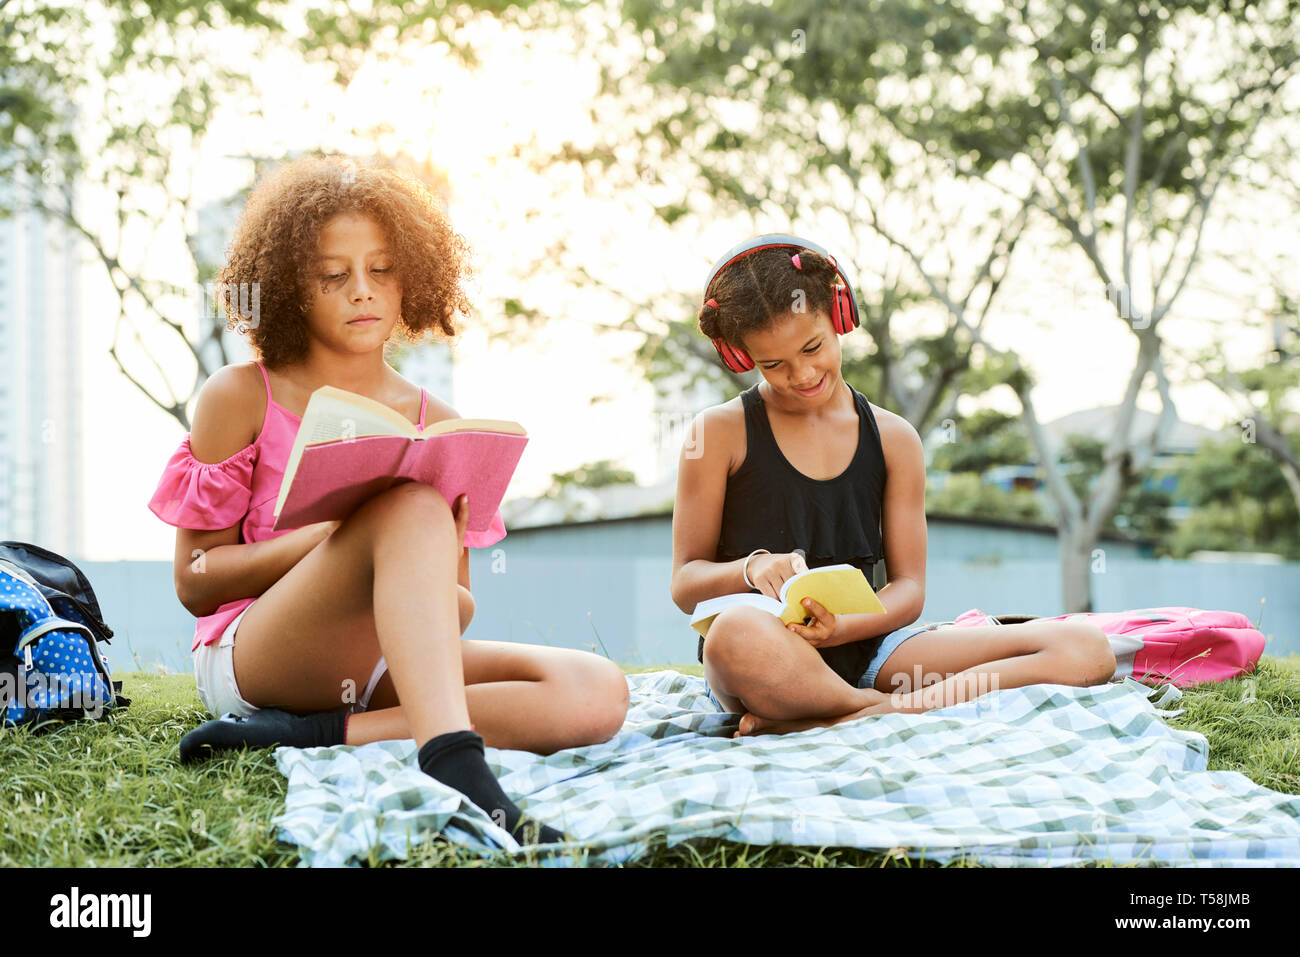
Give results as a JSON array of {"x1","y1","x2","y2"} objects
[{"x1": 698, "y1": 381, "x2": 889, "y2": 683}]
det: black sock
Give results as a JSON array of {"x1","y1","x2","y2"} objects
[
  {"x1": 417, "y1": 730, "x2": 566, "y2": 845},
  {"x1": 179, "y1": 709, "x2": 347, "y2": 763}
]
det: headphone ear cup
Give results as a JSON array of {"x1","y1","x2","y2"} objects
[
  {"x1": 832, "y1": 284, "x2": 858, "y2": 334},
  {"x1": 713, "y1": 338, "x2": 755, "y2": 373},
  {"x1": 726, "y1": 342, "x2": 755, "y2": 373}
]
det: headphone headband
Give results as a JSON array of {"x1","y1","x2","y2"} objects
[{"x1": 702, "y1": 233, "x2": 860, "y2": 329}]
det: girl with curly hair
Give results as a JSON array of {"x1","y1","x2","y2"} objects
[
  {"x1": 148, "y1": 156, "x2": 628, "y2": 843},
  {"x1": 672, "y1": 235, "x2": 1115, "y2": 736}
]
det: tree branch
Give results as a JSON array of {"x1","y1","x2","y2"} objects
[{"x1": 1047, "y1": 71, "x2": 1098, "y2": 240}]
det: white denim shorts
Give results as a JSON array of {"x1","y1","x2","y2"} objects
[{"x1": 191, "y1": 604, "x2": 389, "y2": 719}]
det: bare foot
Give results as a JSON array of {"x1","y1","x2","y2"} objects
[
  {"x1": 735, "y1": 712, "x2": 830, "y2": 737},
  {"x1": 734, "y1": 688, "x2": 897, "y2": 738}
]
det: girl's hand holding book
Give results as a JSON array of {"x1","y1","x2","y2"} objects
[
  {"x1": 787, "y1": 597, "x2": 839, "y2": 648},
  {"x1": 293, "y1": 521, "x2": 341, "y2": 557},
  {"x1": 310, "y1": 520, "x2": 343, "y2": 542},
  {"x1": 452, "y1": 494, "x2": 470, "y2": 553},
  {"x1": 746, "y1": 551, "x2": 809, "y2": 599}
]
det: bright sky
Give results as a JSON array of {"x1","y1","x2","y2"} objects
[{"x1": 71, "y1": 10, "x2": 1295, "y2": 561}]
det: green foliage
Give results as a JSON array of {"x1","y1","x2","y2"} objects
[
  {"x1": 925, "y1": 472, "x2": 1047, "y2": 524},
  {"x1": 618, "y1": 0, "x2": 1295, "y2": 219},
  {"x1": 632, "y1": 311, "x2": 753, "y2": 401},
  {"x1": 929, "y1": 409, "x2": 1032, "y2": 474},
  {"x1": 548, "y1": 459, "x2": 637, "y2": 492},
  {"x1": 1, "y1": 0, "x2": 285, "y2": 198},
  {"x1": 1167, "y1": 437, "x2": 1300, "y2": 559},
  {"x1": 595, "y1": 0, "x2": 1300, "y2": 441},
  {"x1": 926, "y1": 422, "x2": 1300, "y2": 557}
]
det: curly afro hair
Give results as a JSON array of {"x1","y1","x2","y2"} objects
[
  {"x1": 217, "y1": 155, "x2": 473, "y2": 368},
  {"x1": 697, "y1": 245, "x2": 841, "y2": 350}
]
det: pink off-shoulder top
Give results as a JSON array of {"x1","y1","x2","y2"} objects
[{"x1": 148, "y1": 361, "x2": 507, "y2": 651}]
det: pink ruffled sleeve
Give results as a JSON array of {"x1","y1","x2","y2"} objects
[
  {"x1": 464, "y1": 508, "x2": 507, "y2": 549},
  {"x1": 148, "y1": 436, "x2": 257, "y2": 530}
]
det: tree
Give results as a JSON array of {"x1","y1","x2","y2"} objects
[
  {"x1": 533, "y1": 2, "x2": 1034, "y2": 440},
  {"x1": 1172, "y1": 126, "x2": 1300, "y2": 520},
  {"x1": 1057, "y1": 434, "x2": 1176, "y2": 546},
  {"x1": 3, "y1": 0, "x2": 285, "y2": 426}
]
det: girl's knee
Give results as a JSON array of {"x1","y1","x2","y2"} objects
[
  {"x1": 1059, "y1": 621, "x2": 1115, "y2": 685},
  {"x1": 556, "y1": 654, "x2": 628, "y2": 746},
  {"x1": 591, "y1": 657, "x2": 630, "y2": 741},
  {"x1": 702, "y1": 606, "x2": 775, "y2": 669},
  {"x1": 354, "y1": 482, "x2": 455, "y2": 535}
]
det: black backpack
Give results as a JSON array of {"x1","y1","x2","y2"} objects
[{"x1": 0, "y1": 541, "x2": 130, "y2": 727}]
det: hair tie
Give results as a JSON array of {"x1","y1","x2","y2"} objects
[
  {"x1": 705, "y1": 298, "x2": 719, "y2": 309},
  {"x1": 790, "y1": 254, "x2": 802, "y2": 270}
]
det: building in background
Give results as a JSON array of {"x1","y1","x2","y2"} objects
[{"x1": 0, "y1": 165, "x2": 84, "y2": 554}]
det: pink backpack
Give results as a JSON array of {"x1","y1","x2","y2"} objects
[{"x1": 948, "y1": 606, "x2": 1267, "y2": 688}]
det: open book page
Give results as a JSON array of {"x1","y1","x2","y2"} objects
[
  {"x1": 421, "y1": 417, "x2": 526, "y2": 437},
  {"x1": 690, "y1": 593, "x2": 785, "y2": 638}
]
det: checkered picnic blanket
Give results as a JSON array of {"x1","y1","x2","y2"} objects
[{"x1": 272, "y1": 671, "x2": 1300, "y2": 867}]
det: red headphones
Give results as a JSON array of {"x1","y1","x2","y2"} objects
[{"x1": 703, "y1": 234, "x2": 860, "y2": 373}]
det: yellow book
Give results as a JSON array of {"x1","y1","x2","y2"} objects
[{"x1": 689, "y1": 564, "x2": 887, "y2": 638}]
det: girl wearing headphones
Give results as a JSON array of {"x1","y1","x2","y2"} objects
[{"x1": 670, "y1": 235, "x2": 1115, "y2": 736}]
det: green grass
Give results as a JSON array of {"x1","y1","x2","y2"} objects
[{"x1": 2, "y1": 657, "x2": 1297, "y2": 867}]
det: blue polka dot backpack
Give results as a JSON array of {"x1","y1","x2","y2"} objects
[{"x1": 0, "y1": 541, "x2": 129, "y2": 728}]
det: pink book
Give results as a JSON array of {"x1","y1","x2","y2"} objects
[{"x1": 272, "y1": 385, "x2": 527, "y2": 533}]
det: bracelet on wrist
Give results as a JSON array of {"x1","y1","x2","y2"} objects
[{"x1": 741, "y1": 549, "x2": 771, "y2": 590}]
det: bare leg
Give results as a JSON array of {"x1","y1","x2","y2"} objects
[
  {"x1": 701, "y1": 605, "x2": 891, "y2": 738},
  {"x1": 873, "y1": 619, "x2": 1115, "y2": 713},
  {"x1": 740, "y1": 620, "x2": 1116, "y2": 734},
  {"x1": 232, "y1": 482, "x2": 627, "y2": 752},
  {"x1": 343, "y1": 641, "x2": 628, "y2": 753}
]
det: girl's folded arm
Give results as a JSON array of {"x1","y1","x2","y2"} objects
[
  {"x1": 669, "y1": 407, "x2": 751, "y2": 613},
  {"x1": 175, "y1": 523, "x2": 332, "y2": 618},
  {"x1": 169, "y1": 364, "x2": 330, "y2": 617}
]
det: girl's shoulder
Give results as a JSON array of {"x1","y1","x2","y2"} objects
[
  {"x1": 697, "y1": 393, "x2": 747, "y2": 428},
  {"x1": 866, "y1": 402, "x2": 925, "y2": 470},
  {"x1": 189, "y1": 362, "x2": 267, "y2": 460},
  {"x1": 691, "y1": 394, "x2": 749, "y2": 476},
  {"x1": 866, "y1": 400, "x2": 906, "y2": 433}
]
